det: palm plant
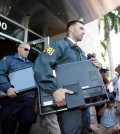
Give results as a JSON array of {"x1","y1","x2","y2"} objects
[
  {"x1": 100, "y1": 40, "x2": 109, "y2": 62},
  {"x1": 99, "y1": 6, "x2": 120, "y2": 77}
]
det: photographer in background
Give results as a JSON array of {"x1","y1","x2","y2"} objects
[
  {"x1": 98, "y1": 93, "x2": 120, "y2": 134},
  {"x1": 111, "y1": 64, "x2": 120, "y2": 125}
]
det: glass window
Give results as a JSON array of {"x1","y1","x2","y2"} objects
[{"x1": 0, "y1": 16, "x2": 24, "y2": 41}]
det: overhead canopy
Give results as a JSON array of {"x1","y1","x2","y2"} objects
[{"x1": 0, "y1": 0, "x2": 120, "y2": 37}]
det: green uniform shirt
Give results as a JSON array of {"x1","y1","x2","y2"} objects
[{"x1": 34, "y1": 37, "x2": 87, "y2": 94}]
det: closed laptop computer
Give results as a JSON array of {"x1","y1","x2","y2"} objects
[
  {"x1": 39, "y1": 60, "x2": 108, "y2": 115},
  {"x1": 0, "y1": 67, "x2": 36, "y2": 99},
  {"x1": 9, "y1": 67, "x2": 36, "y2": 92}
]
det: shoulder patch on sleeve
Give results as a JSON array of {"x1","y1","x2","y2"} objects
[
  {"x1": 1, "y1": 57, "x2": 6, "y2": 60},
  {"x1": 44, "y1": 46, "x2": 55, "y2": 56}
]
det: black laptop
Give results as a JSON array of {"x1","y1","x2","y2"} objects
[{"x1": 39, "y1": 60, "x2": 109, "y2": 115}]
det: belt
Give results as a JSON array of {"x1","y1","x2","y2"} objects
[{"x1": 15, "y1": 98, "x2": 35, "y2": 104}]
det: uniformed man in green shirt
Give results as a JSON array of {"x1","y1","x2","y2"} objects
[{"x1": 34, "y1": 20, "x2": 102, "y2": 134}]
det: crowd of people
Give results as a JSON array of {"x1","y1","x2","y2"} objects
[
  {"x1": 0, "y1": 20, "x2": 120, "y2": 134},
  {"x1": 86, "y1": 65, "x2": 120, "y2": 134}
]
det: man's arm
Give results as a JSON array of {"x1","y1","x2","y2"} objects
[
  {"x1": 115, "y1": 106, "x2": 120, "y2": 115},
  {"x1": 34, "y1": 40, "x2": 70, "y2": 94},
  {"x1": 0, "y1": 57, "x2": 11, "y2": 92},
  {"x1": 0, "y1": 57, "x2": 18, "y2": 97},
  {"x1": 33, "y1": 41, "x2": 73, "y2": 106},
  {"x1": 98, "y1": 104, "x2": 106, "y2": 116}
]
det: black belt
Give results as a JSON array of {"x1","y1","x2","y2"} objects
[{"x1": 15, "y1": 98, "x2": 35, "y2": 104}]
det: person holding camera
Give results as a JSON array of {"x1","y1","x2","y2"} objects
[
  {"x1": 111, "y1": 64, "x2": 120, "y2": 125},
  {"x1": 98, "y1": 93, "x2": 120, "y2": 134}
]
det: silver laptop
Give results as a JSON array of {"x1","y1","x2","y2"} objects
[
  {"x1": 9, "y1": 67, "x2": 36, "y2": 92},
  {"x1": 0, "y1": 67, "x2": 36, "y2": 99}
]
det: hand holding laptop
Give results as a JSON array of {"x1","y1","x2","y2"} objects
[
  {"x1": 7, "y1": 87, "x2": 18, "y2": 97},
  {"x1": 91, "y1": 58, "x2": 102, "y2": 69},
  {"x1": 89, "y1": 53, "x2": 102, "y2": 69},
  {"x1": 53, "y1": 88, "x2": 73, "y2": 107}
]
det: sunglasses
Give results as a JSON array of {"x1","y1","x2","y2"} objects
[
  {"x1": 20, "y1": 47, "x2": 30, "y2": 52},
  {"x1": 24, "y1": 48, "x2": 30, "y2": 52}
]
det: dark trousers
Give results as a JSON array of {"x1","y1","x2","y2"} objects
[
  {"x1": 1, "y1": 100, "x2": 36, "y2": 134},
  {"x1": 58, "y1": 108, "x2": 86, "y2": 134}
]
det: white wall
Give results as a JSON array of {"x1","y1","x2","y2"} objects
[{"x1": 78, "y1": 19, "x2": 103, "y2": 63}]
